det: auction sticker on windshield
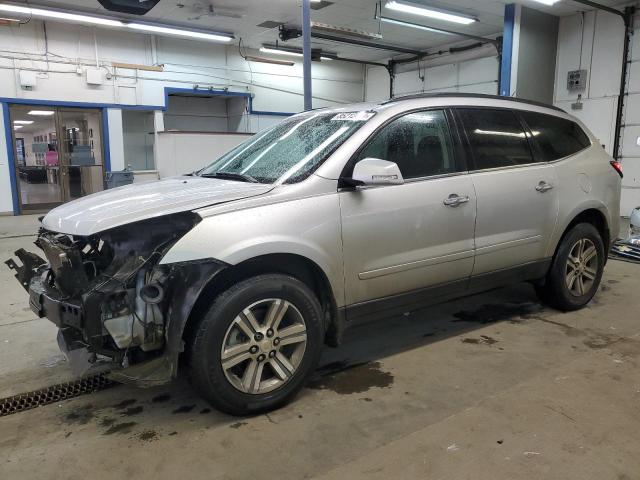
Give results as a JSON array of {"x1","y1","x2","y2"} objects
[{"x1": 331, "y1": 111, "x2": 376, "y2": 122}]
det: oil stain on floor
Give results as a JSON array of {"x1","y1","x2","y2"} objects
[
  {"x1": 309, "y1": 361, "x2": 394, "y2": 394},
  {"x1": 452, "y1": 303, "x2": 545, "y2": 324}
]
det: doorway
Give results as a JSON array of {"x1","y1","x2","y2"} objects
[{"x1": 9, "y1": 105, "x2": 106, "y2": 213}]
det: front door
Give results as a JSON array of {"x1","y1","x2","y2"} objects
[
  {"x1": 9, "y1": 105, "x2": 105, "y2": 213},
  {"x1": 339, "y1": 109, "x2": 476, "y2": 315}
]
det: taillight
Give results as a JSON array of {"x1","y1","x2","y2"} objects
[{"x1": 610, "y1": 160, "x2": 623, "y2": 178}]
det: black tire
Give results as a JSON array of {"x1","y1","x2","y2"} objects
[
  {"x1": 188, "y1": 274, "x2": 324, "y2": 416},
  {"x1": 536, "y1": 222, "x2": 605, "y2": 311}
]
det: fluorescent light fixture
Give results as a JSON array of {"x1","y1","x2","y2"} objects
[
  {"x1": 13, "y1": 120, "x2": 34, "y2": 125},
  {"x1": 128, "y1": 23, "x2": 233, "y2": 42},
  {"x1": 529, "y1": 0, "x2": 560, "y2": 4},
  {"x1": 311, "y1": 21, "x2": 383, "y2": 40},
  {"x1": 0, "y1": 4, "x2": 124, "y2": 27},
  {"x1": 379, "y1": 15, "x2": 456, "y2": 35},
  {"x1": 0, "y1": 3, "x2": 236, "y2": 45},
  {"x1": 28, "y1": 110, "x2": 55, "y2": 116},
  {"x1": 260, "y1": 46, "x2": 333, "y2": 61},
  {"x1": 13, "y1": 125, "x2": 23, "y2": 130},
  {"x1": 385, "y1": 1, "x2": 476, "y2": 25},
  {"x1": 260, "y1": 47, "x2": 303, "y2": 58}
]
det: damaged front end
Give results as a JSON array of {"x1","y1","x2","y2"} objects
[{"x1": 5, "y1": 213, "x2": 226, "y2": 386}]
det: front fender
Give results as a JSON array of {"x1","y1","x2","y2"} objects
[{"x1": 160, "y1": 194, "x2": 345, "y2": 308}]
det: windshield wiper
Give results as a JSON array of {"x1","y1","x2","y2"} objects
[{"x1": 200, "y1": 172, "x2": 259, "y2": 183}]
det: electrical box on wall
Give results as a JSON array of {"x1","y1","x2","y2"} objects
[
  {"x1": 18, "y1": 70, "x2": 37, "y2": 90},
  {"x1": 567, "y1": 69, "x2": 587, "y2": 91},
  {"x1": 86, "y1": 68, "x2": 103, "y2": 86}
]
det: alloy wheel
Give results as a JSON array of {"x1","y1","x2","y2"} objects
[
  {"x1": 220, "y1": 299, "x2": 308, "y2": 394},
  {"x1": 565, "y1": 238, "x2": 598, "y2": 297}
]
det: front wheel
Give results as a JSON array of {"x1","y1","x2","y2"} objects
[
  {"x1": 536, "y1": 222, "x2": 604, "y2": 311},
  {"x1": 188, "y1": 274, "x2": 324, "y2": 416}
]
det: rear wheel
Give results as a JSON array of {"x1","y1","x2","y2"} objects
[
  {"x1": 536, "y1": 223, "x2": 604, "y2": 311},
  {"x1": 188, "y1": 274, "x2": 324, "y2": 416}
]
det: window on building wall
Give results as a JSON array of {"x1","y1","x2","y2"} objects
[
  {"x1": 122, "y1": 110, "x2": 155, "y2": 171},
  {"x1": 163, "y1": 94, "x2": 250, "y2": 133}
]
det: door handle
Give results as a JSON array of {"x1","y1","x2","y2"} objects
[
  {"x1": 443, "y1": 194, "x2": 470, "y2": 207},
  {"x1": 535, "y1": 181, "x2": 554, "y2": 193}
]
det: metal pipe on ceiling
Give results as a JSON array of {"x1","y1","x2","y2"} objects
[
  {"x1": 569, "y1": 0, "x2": 627, "y2": 19},
  {"x1": 309, "y1": 31, "x2": 423, "y2": 56}
]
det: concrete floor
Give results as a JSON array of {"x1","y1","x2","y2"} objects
[{"x1": 1, "y1": 215, "x2": 639, "y2": 480}]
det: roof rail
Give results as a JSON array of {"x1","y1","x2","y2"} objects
[{"x1": 381, "y1": 93, "x2": 564, "y2": 113}]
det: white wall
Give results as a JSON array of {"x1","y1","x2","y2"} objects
[
  {"x1": 554, "y1": 8, "x2": 640, "y2": 215},
  {"x1": 106, "y1": 108, "x2": 125, "y2": 171},
  {"x1": 0, "y1": 21, "x2": 364, "y2": 111},
  {"x1": 0, "y1": 19, "x2": 365, "y2": 213},
  {"x1": 155, "y1": 132, "x2": 252, "y2": 178},
  {"x1": 365, "y1": 45, "x2": 499, "y2": 101}
]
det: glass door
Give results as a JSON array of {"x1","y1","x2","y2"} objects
[
  {"x1": 56, "y1": 108, "x2": 105, "y2": 202},
  {"x1": 9, "y1": 105, "x2": 106, "y2": 213},
  {"x1": 9, "y1": 105, "x2": 63, "y2": 211}
]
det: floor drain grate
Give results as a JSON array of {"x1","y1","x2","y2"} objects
[{"x1": 0, "y1": 374, "x2": 116, "y2": 417}]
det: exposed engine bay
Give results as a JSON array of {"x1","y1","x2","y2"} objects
[{"x1": 5, "y1": 212, "x2": 226, "y2": 385}]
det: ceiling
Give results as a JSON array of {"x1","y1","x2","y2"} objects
[{"x1": 11, "y1": 0, "x2": 634, "y2": 61}]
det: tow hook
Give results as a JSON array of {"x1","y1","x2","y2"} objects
[{"x1": 4, "y1": 249, "x2": 46, "y2": 291}]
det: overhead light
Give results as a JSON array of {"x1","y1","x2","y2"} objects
[
  {"x1": 260, "y1": 46, "x2": 334, "y2": 61},
  {"x1": 13, "y1": 125, "x2": 23, "y2": 130},
  {"x1": 28, "y1": 110, "x2": 55, "y2": 116},
  {"x1": 385, "y1": 1, "x2": 476, "y2": 25},
  {"x1": 0, "y1": 4, "x2": 235, "y2": 43},
  {"x1": 13, "y1": 120, "x2": 34, "y2": 125},
  {"x1": 378, "y1": 15, "x2": 456, "y2": 35},
  {"x1": 244, "y1": 55, "x2": 294, "y2": 66},
  {"x1": 127, "y1": 23, "x2": 233, "y2": 42},
  {"x1": 0, "y1": 4, "x2": 124, "y2": 27},
  {"x1": 311, "y1": 21, "x2": 383, "y2": 40},
  {"x1": 260, "y1": 46, "x2": 303, "y2": 57},
  {"x1": 529, "y1": 0, "x2": 560, "y2": 4}
]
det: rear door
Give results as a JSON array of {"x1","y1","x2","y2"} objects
[{"x1": 454, "y1": 108, "x2": 559, "y2": 278}]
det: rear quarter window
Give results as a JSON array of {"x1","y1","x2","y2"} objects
[{"x1": 520, "y1": 111, "x2": 591, "y2": 162}]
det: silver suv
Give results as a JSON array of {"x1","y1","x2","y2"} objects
[{"x1": 7, "y1": 94, "x2": 622, "y2": 415}]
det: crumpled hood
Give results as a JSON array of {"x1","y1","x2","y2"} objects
[{"x1": 42, "y1": 176, "x2": 274, "y2": 236}]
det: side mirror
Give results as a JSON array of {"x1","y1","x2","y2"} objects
[{"x1": 343, "y1": 158, "x2": 404, "y2": 187}]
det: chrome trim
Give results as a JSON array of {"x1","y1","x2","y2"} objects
[
  {"x1": 475, "y1": 235, "x2": 543, "y2": 256},
  {"x1": 358, "y1": 249, "x2": 475, "y2": 280}
]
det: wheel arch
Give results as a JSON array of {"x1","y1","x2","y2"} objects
[
  {"x1": 182, "y1": 253, "x2": 344, "y2": 355},
  {"x1": 551, "y1": 207, "x2": 611, "y2": 261}
]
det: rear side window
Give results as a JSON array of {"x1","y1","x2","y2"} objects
[
  {"x1": 520, "y1": 111, "x2": 591, "y2": 161},
  {"x1": 457, "y1": 108, "x2": 535, "y2": 170}
]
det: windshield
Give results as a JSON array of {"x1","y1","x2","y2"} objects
[{"x1": 198, "y1": 111, "x2": 374, "y2": 184}]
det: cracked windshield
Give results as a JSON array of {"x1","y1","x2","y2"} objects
[{"x1": 198, "y1": 111, "x2": 375, "y2": 184}]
